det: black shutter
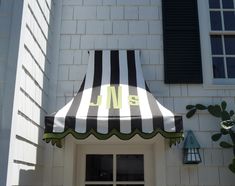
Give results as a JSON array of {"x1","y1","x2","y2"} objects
[{"x1": 162, "y1": 0, "x2": 203, "y2": 84}]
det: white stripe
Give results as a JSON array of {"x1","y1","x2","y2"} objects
[
  {"x1": 53, "y1": 99, "x2": 74, "y2": 132},
  {"x1": 155, "y1": 100, "x2": 176, "y2": 132},
  {"x1": 135, "y1": 50, "x2": 153, "y2": 133},
  {"x1": 119, "y1": 50, "x2": 131, "y2": 134},
  {"x1": 75, "y1": 51, "x2": 95, "y2": 133},
  {"x1": 97, "y1": 50, "x2": 110, "y2": 134}
]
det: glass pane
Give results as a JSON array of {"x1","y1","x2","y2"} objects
[
  {"x1": 224, "y1": 35, "x2": 235, "y2": 54},
  {"x1": 86, "y1": 185, "x2": 113, "y2": 186},
  {"x1": 116, "y1": 155, "x2": 144, "y2": 181},
  {"x1": 223, "y1": 11, "x2": 235, "y2": 30},
  {"x1": 209, "y1": 0, "x2": 220, "y2": 8},
  {"x1": 210, "y1": 35, "x2": 223, "y2": 54},
  {"x1": 227, "y1": 57, "x2": 235, "y2": 78},
  {"x1": 210, "y1": 11, "x2": 222, "y2": 30},
  {"x1": 222, "y1": 0, "x2": 234, "y2": 8},
  {"x1": 117, "y1": 185, "x2": 144, "y2": 186},
  {"x1": 86, "y1": 155, "x2": 113, "y2": 181},
  {"x1": 213, "y1": 57, "x2": 225, "y2": 78}
]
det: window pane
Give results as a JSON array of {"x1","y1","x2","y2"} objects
[
  {"x1": 86, "y1": 185, "x2": 112, "y2": 186},
  {"x1": 223, "y1": 11, "x2": 235, "y2": 30},
  {"x1": 209, "y1": 0, "x2": 220, "y2": 8},
  {"x1": 227, "y1": 57, "x2": 235, "y2": 78},
  {"x1": 210, "y1": 35, "x2": 223, "y2": 54},
  {"x1": 86, "y1": 155, "x2": 113, "y2": 181},
  {"x1": 117, "y1": 185, "x2": 144, "y2": 186},
  {"x1": 213, "y1": 57, "x2": 225, "y2": 78},
  {"x1": 222, "y1": 0, "x2": 234, "y2": 8},
  {"x1": 224, "y1": 35, "x2": 235, "y2": 54},
  {"x1": 210, "y1": 11, "x2": 222, "y2": 30},
  {"x1": 117, "y1": 155, "x2": 144, "y2": 181}
]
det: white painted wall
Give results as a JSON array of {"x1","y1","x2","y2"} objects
[
  {"x1": 47, "y1": 0, "x2": 235, "y2": 185},
  {"x1": 0, "y1": 0, "x2": 55, "y2": 185}
]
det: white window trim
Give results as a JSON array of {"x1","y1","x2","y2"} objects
[
  {"x1": 198, "y1": 0, "x2": 235, "y2": 89},
  {"x1": 63, "y1": 135, "x2": 167, "y2": 186}
]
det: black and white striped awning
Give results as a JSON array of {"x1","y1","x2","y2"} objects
[{"x1": 44, "y1": 50, "x2": 183, "y2": 147}]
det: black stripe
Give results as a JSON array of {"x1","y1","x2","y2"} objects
[
  {"x1": 45, "y1": 116, "x2": 54, "y2": 133},
  {"x1": 108, "y1": 50, "x2": 120, "y2": 132},
  {"x1": 174, "y1": 115, "x2": 183, "y2": 132},
  {"x1": 86, "y1": 51, "x2": 103, "y2": 132},
  {"x1": 64, "y1": 75, "x2": 86, "y2": 131},
  {"x1": 127, "y1": 50, "x2": 142, "y2": 132},
  {"x1": 145, "y1": 86, "x2": 164, "y2": 131}
]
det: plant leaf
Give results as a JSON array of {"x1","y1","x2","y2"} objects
[
  {"x1": 195, "y1": 104, "x2": 207, "y2": 110},
  {"x1": 208, "y1": 105, "x2": 222, "y2": 117},
  {"x1": 228, "y1": 158, "x2": 235, "y2": 173},
  {"x1": 230, "y1": 110, "x2": 235, "y2": 117},
  {"x1": 186, "y1": 105, "x2": 195, "y2": 110},
  {"x1": 211, "y1": 133, "x2": 222, "y2": 141},
  {"x1": 221, "y1": 101, "x2": 227, "y2": 111},
  {"x1": 220, "y1": 141, "x2": 233, "y2": 148},
  {"x1": 221, "y1": 111, "x2": 230, "y2": 121},
  {"x1": 186, "y1": 109, "x2": 196, "y2": 118},
  {"x1": 221, "y1": 120, "x2": 235, "y2": 130}
]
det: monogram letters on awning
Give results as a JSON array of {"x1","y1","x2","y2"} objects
[{"x1": 44, "y1": 50, "x2": 183, "y2": 147}]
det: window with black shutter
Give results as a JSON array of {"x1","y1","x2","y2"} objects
[{"x1": 162, "y1": 0, "x2": 203, "y2": 84}]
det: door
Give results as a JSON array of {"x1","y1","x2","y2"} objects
[{"x1": 77, "y1": 144, "x2": 154, "y2": 186}]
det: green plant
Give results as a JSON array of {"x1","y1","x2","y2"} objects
[{"x1": 186, "y1": 101, "x2": 235, "y2": 173}]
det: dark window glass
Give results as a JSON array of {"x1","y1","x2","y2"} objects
[
  {"x1": 117, "y1": 185, "x2": 144, "y2": 186},
  {"x1": 222, "y1": 0, "x2": 234, "y2": 8},
  {"x1": 210, "y1": 11, "x2": 222, "y2": 30},
  {"x1": 86, "y1": 155, "x2": 113, "y2": 181},
  {"x1": 223, "y1": 11, "x2": 235, "y2": 30},
  {"x1": 210, "y1": 35, "x2": 223, "y2": 54},
  {"x1": 116, "y1": 155, "x2": 144, "y2": 181},
  {"x1": 227, "y1": 57, "x2": 235, "y2": 78},
  {"x1": 209, "y1": 0, "x2": 220, "y2": 8},
  {"x1": 213, "y1": 57, "x2": 225, "y2": 78},
  {"x1": 86, "y1": 185, "x2": 112, "y2": 186},
  {"x1": 224, "y1": 35, "x2": 235, "y2": 54}
]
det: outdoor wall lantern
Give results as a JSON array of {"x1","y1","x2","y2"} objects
[{"x1": 183, "y1": 130, "x2": 201, "y2": 164}]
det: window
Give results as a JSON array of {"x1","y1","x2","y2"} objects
[
  {"x1": 209, "y1": 0, "x2": 235, "y2": 79},
  {"x1": 76, "y1": 145, "x2": 154, "y2": 186},
  {"x1": 85, "y1": 154, "x2": 144, "y2": 185}
]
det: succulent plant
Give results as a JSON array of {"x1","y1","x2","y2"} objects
[{"x1": 186, "y1": 101, "x2": 235, "y2": 174}]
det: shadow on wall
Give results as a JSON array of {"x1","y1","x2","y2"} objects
[{"x1": 18, "y1": 1, "x2": 55, "y2": 185}]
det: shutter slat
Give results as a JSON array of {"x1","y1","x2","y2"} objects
[{"x1": 162, "y1": 0, "x2": 203, "y2": 84}]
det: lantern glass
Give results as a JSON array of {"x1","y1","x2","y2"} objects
[{"x1": 183, "y1": 148, "x2": 201, "y2": 164}]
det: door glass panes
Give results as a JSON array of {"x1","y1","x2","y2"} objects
[
  {"x1": 209, "y1": 0, "x2": 220, "y2": 8},
  {"x1": 85, "y1": 154, "x2": 145, "y2": 185},
  {"x1": 86, "y1": 155, "x2": 113, "y2": 181},
  {"x1": 210, "y1": 35, "x2": 223, "y2": 54},
  {"x1": 117, "y1": 185, "x2": 144, "y2": 186},
  {"x1": 212, "y1": 57, "x2": 225, "y2": 78},
  {"x1": 210, "y1": 11, "x2": 222, "y2": 30},
  {"x1": 223, "y1": 12, "x2": 235, "y2": 30},
  {"x1": 116, "y1": 155, "x2": 144, "y2": 181},
  {"x1": 227, "y1": 57, "x2": 235, "y2": 78},
  {"x1": 222, "y1": 0, "x2": 234, "y2": 8}
]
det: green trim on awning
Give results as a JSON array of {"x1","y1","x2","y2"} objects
[{"x1": 43, "y1": 128, "x2": 184, "y2": 148}]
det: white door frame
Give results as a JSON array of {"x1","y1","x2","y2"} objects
[{"x1": 63, "y1": 135, "x2": 167, "y2": 186}]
